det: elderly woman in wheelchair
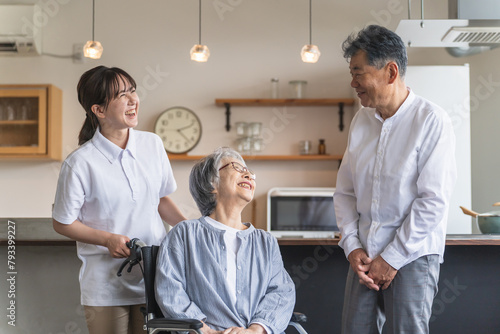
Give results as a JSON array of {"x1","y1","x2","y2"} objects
[{"x1": 154, "y1": 147, "x2": 296, "y2": 334}]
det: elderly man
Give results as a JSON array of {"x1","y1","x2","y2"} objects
[{"x1": 334, "y1": 25, "x2": 457, "y2": 334}]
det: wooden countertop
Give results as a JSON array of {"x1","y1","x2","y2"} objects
[
  {"x1": 2, "y1": 218, "x2": 500, "y2": 246},
  {"x1": 277, "y1": 235, "x2": 500, "y2": 246},
  {"x1": 3, "y1": 237, "x2": 500, "y2": 247}
]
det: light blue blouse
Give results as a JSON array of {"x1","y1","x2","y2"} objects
[{"x1": 155, "y1": 217, "x2": 296, "y2": 334}]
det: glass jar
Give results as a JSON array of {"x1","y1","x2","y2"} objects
[
  {"x1": 318, "y1": 139, "x2": 326, "y2": 155},
  {"x1": 235, "y1": 122, "x2": 248, "y2": 137},
  {"x1": 289, "y1": 80, "x2": 307, "y2": 98},
  {"x1": 236, "y1": 137, "x2": 251, "y2": 154},
  {"x1": 271, "y1": 78, "x2": 279, "y2": 99},
  {"x1": 251, "y1": 138, "x2": 263, "y2": 153},
  {"x1": 299, "y1": 140, "x2": 312, "y2": 155},
  {"x1": 248, "y1": 122, "x2": 262, "y2": 137}
]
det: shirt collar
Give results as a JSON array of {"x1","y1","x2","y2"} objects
[
  {"x1": 125, "y1": 129, "x2": 137, "y2": 158},
  {"x1": 394, "y1": 87, "x2": 415, "y2": 119},
  {"x1": 200, "y1": 216, "x2": 255, "y2": 237},
  {"x1": 91, "y1": 128, "x2": 137, "y2": 163},
  {"x1": 374, "y1": 88, "x2": 415, "y2": 123}
]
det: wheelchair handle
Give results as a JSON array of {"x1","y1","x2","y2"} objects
[
  {"x1": 117, "y1": 238, "x2": 147, "y2": 277},
  {"x1": 127, "y1": 238, "x2": 147, "y2": 249},
  {"x1": 116, "y1": 259, "x2": 129, "y2": 277}
]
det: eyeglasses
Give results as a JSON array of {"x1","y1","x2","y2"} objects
[{"x1": 218, "y1": 161, "x2": 256, "y2": 180}]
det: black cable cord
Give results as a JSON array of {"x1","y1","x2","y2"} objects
[
  {"x1": 309, "y1": 0, "x2": 312, "y2": 45},
  {"x1": 198, "y1": 0, "x2": 202, "y2": 45},
  {"x1": 92, "y1": 0, "x2": 95, "y2": 41},
  {"x1": 139, "y1": 261, "x2": 144, "y2": 276}
]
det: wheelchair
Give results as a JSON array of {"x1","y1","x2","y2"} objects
[{"x1": 117, "y1": 238, "x2": 308, "y2": 334}]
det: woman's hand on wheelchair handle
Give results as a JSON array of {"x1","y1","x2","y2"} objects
[{"x1": 105, "y1": 233, "x2": 131, "y2": 258}]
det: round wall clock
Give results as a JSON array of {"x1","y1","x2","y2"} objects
[{"x1": 154, "y1": 106, "x2": 202, "y2": 154}]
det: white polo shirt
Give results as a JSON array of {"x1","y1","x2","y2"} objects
[{"x1": 53, "y1": 128, "x2": 177, "y2": 306}]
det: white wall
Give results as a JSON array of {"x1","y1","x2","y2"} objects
[{"x1": 1, "y1": 0, "x2": 500, "y2": 332}]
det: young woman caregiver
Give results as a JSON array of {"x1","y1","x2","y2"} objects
[{"x1": 52, "y1": 65, "x2": 186, "y2": 334}]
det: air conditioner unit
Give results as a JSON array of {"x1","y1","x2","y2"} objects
[{"x1": 0, "y1": 4, "x2": 42, "y2": 56}]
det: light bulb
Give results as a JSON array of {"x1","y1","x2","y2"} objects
[
  {"x1": 301, "y1": 44, "x2": 321, "y2": 63},
  {"x1": 190, "y1": 44, "x2": 210, "y2": 62},
  {"x1": 83, "y1": 40, "x2": 103, "y2": 59}
]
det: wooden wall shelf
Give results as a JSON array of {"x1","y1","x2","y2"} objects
[
  {"x1": 215, "y1": 98, "x2": 355, "y2": 107},
  {"x1": 215, "y1": 98, "x2": 355, "y2": 132},
  {"x1": 168, "y1": 154, "x2": 342, "y2": 161},
  {"x1": 0, "y1": 120, "x2": 38, "y2": 125}
]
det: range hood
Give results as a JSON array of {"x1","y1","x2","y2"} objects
[{"x1": 396, "y1": 0, "x2": 500, "y2": 53}]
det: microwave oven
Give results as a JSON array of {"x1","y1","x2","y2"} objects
[{"x1": 267, "y1": 187, "x2": 339, "y2": 238}]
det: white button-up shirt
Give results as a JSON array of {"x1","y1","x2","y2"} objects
[
  {"x1": 53, "y1": 128, "x2": 177, "y2": 306},
  {"x1": 334, "y1": 89, "x2": 457, "y2": 270}
]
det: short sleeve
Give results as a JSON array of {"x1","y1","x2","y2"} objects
[
  {"x1": 156, "y1": 135, "x2": 177, "y2": 198},
  {"x1": 52, "y1": 162, "x2": 85, "y2": 225}
]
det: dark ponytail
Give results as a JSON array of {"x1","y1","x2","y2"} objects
[
  {"x1": 76, "y1": 66, "x2": 137, "y2": 145},
  {"x1": 78, "y1": 113, "x2": 99, "y2": 146}
]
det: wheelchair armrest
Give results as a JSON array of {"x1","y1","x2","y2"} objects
[
  {"x1": 147, "y1": 317, "x2": 203, "y2": 330},
  {"x1": 291, "y1": 312, "x2": 307, "y2": 323}
]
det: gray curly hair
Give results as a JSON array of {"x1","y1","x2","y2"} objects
[{"x1": 189, "y1": 147, "x2": 245, "y2": 216}]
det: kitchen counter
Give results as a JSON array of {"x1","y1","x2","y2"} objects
[
  {"x1": 277, "y1": 234, "x2": 500, "y2": 246},
  {"x1": 2, "y1": 218, "x2": 499, "y2": 332},
  {"x1": 1, "y1": 218, "x2": 500, "y2": 246},
  {"x1": 0, "y1": 217, "x2": 73, "y2": 246},
  {"x1": 280, "y1": 240, "x2": 500, "y2": 333}
]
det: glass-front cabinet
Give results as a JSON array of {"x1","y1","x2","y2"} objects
[{"x1": 0, "y1": 84, "x2": 62, "y2": 160}]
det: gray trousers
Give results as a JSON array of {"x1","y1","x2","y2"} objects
[{"x1": 341, "y1": 255, "x2": 440, "y2": 334}]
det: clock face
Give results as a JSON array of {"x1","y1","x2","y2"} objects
[{"x1": 154, "y1": 107, "x2": 202, "y2": 154}]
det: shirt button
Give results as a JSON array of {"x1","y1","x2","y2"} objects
[
  {"x1": 237, "y1": 290, "x2": 241, "y2": 294},
  {"x1": 237, "y1": 265, "x2": 241, "y2": 270},
  {"x1": 373, "y1": 199, "x2": 378, "y2": 204}
]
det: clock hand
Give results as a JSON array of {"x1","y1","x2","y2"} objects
[
  {"x1": 177, "y1": 129, "x2": 192, "y2": 143},
  {"x1": 176, "y1": 120, "x2": 195, "y2": 131}
]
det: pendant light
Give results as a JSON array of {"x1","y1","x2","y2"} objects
[
  {"x1": 83, "y1": 0, "x2": 103, "y2": 59},
  {"x1": 301, "y1": 0, "x2": 320, "y2": 63},
  {"x1": 190, "y1": 0, "x2": 210, "y2": 62}
]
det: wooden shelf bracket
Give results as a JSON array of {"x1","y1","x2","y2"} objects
[
  {"x1": 224, "y1": 102, "x2": 231, "y2": 132},
  {"x1": 338, "y1": 102, "x2": 344, "y2": 131}
]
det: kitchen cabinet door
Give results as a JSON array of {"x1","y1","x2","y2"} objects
[{"x1": 0, "y1": 85, "x2": 62, "y2": 160}]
